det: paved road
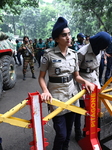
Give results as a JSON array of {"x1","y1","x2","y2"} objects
[
  {"x1": 1, "y1": 61, "x2": 111, "y2": 150},
  {"x1": 0, "y1": 61, "x2": 83, "y2": 150}
]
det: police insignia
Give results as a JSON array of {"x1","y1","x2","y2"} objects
[
  {"x1": 55, "y1": 68, "x2": 61, "y2": 75},
  {"x1": 42, "y1": 56, "x2": 48, "y2": 64}
]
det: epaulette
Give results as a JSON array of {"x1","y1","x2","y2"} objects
[
  {"x1": 69, "y1": 48, "x2": 76, "y2": 53},
  {"x1": 44, "y1": 48, "x2": 53, "y2": 53}
]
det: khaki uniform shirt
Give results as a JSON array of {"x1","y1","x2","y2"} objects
[
  {"x1": 40, "y1": 45, "x2": 79, "y2": 115},
  {"x1": 78, "y1": 43, "x2": 101, "y2": 89}
]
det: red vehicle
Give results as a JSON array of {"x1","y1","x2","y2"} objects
[{"x1": 0, "y1": 32, "x2": 16, "y2": 98}]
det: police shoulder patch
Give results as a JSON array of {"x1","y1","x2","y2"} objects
[
  {"x1": 42, "y1": 56, "x2": 48, "y2": 64},
  {"x1": 44, "y1": 48, "x2": 53, "y2": 53}
]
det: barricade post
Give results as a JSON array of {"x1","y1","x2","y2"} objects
[
  {"x1": 78, "y1": 85, "x2": 102, "y2": 150},
  {"x1": 27, "y1": 92, "x2": 49, "y2": 150},
  {"x1": 0, "y1": 84, "x2": 105, "y2": 150}
]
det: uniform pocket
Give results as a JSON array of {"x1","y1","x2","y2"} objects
[{"x1": 69, "y1": 59, "x2": 76, "y2": 66}]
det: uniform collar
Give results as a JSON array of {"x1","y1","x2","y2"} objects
[
  {"x1": 87, "y1": 44, "x2": 93, "y2": 53},
  {"x1": 54, "y1": 45, "x2": 71, "y2": 55}
]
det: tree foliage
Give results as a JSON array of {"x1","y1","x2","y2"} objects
[
  {"x1": 0, "y1": 0, "x2": 112, "y2": 41},
  {"x1": 0, "y1": 0, "x2": 75, "y2": 40},
  {"x1": 62, "y1": 0, "x2": 112, "y2": 34},
  {"x1": 0, "y1": 0, "x2": 39, "y2": 15}
]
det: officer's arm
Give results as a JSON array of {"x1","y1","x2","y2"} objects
[
  {"x1": 77, "y1": 52, "x2": 84, "y2": 67},
  {"x1": 42, "y1": 43, "x2": 46, "y2": 49},
  {"x1": 38, "y1": 71, "x2": 52, "y2": 102},
  {"x1": 74, "y1": 71, "x2": 86, "y2": 84},
  {"x1": 74, "y1": 71, "x2": 95, "y2": 94},
  {"x1": 18, "y1": 44, "x2": 26, "y2": 51}
]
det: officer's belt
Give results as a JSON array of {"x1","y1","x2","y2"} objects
[
  {"x1": 49, "y1": 74, "x2": 73, "y2": 83},
  {"x1": 79, "y1": 68, "x2": 94, "y2": 73}
]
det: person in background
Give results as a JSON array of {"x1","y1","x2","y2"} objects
[
  {"x1": 84, "y1": 35, "x2": 90, "y2": 45},
  {"x1": 38, "y1": 17, "x2": 94, "y2": 150},
  {"x1": 47, "y1": 37, "x2": 55, "y2": 48},
  {"x1": 74, "y1": 31, "x2": 111, "y2": 142},
  {"x1": 73, "y1": 33, "x2": 85, "y2": 52},
  {"x1": 69, "y1": 37, "x2": 75, "y2": 49},
  {"x1": 99, "y1": 51, "x2": 107, "y2": 86},
  {"x1": 36, "y1": 38, "x2": 46, "y2": 67},
  {"x1": 9, "y1": 39, "x2": 18, "y2": 65},
  {"x1": 33, "y1": 39, "x2": 38, "y2": 62},
  {"x1": 45, "y1": 38, "x2": 49, "y2": 49},
  {"x1": 16, "y1": 39, "x2": 22, "y2": 66},
  {"x1": 104, "y1": 38, "x2": 112, "y2": 83},
  {"x1": 19, "y1": 36, "x2": 36, "y2": 80},
  {"x1": 29, "y1": 39, "x2": 33, "y2": 46}
]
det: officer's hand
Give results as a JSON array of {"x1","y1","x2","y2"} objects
[
  {"x1": 41, "y1": 92, "x2": 52, "y2": 103},
  {"x1": 23, "y1": 47, "x2": 26, "y2": 50},
  {"x1": 84, "y1": 81, "x2": 95, "y2": 94}
]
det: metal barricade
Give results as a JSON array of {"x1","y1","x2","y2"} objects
[{"x1": 99, "y1": 77, "x2": 112, "y2": 150}]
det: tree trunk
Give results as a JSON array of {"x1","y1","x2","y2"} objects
[
  {"x1": 12, "y1": 15, "x2": 16, "y2": 35},
  {"x1": 91, "y1": 9, "x2": 108, "y2": 32}
]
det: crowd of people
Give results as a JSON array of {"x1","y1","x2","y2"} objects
[
  {"x1": 14, "y1": 36, "x2": 56, "y2": 80},
  {"x1": 15, "y1": 31, "x2": 112, "y2": 85},
  {"x1": 13, "y1": 17, "x2": 112, "y2": 150}
]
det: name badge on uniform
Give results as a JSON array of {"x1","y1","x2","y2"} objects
[
  {"x1": 52, "y1": 59, "x2": 61, "y2": 63},
  {"x1": 86, "y1": 60, "x2": 93, "y2": 62},
  {"x1": 55, "y1": 68, "x2": 61, "y2": 75}
]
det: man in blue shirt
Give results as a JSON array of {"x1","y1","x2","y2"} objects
[
  {"x1": 16, "y1": 39, "x2": 22, "y2": 65},
  {"x1": 36, "y1": 38, "x2": 46, "y2": 67},
  {"x1": 73, "y1": 33, "x2": 85, "y2": 52},
  {"x1": 47, "y1": 37, "x2": 55, "y2": 48}
]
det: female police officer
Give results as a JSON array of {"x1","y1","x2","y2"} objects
[
  {"x1": 38, "y1": 17, "x2": 94, "y2": 150},
  {"x1": 74, "y1": 31, "x2": 112, "y2": 142}
]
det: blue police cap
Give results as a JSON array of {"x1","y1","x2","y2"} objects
[
  {"x1": 90, "y1": 31, "x2": 111, "y2": 55},
  {"x1": 52, "y1": 17, "x2": 68, "y2": 40},
  {"x1": 77, "y1": 33, "x2": 85, "y2": 38}
]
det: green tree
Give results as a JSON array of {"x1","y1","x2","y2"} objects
[
  {"x1": 62, "y1": 0, "x2": 112, "y2": 34},
  {"x1": 0, "y1": 0, "x2": 39, "y2": 10}
]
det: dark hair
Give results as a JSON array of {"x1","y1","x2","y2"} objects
[
  {"x1": 55, "y1": 42, "x2": 58, "y2": 46},
  {"x1": 16, "y1": 39, "x2": 19, "y2": 43},
  {"x1": 23, "y1": 36, "x2": 29, "y2": 42}
]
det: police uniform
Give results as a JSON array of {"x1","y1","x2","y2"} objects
[
  {"x1": 78, "y1": 31, "x2": 111, "y2": 87},
  {"x1": 75, "y1": 43, "x2": 101, "y2": 133},
  {"x1": 20, "y1": 43, "x2": 36, "y2": 79},
  {"x1": 36, "y1": 41, "x2": 46, "y2": 67},
  {"x1": 40, "y1": 45, "x2": 79, "y2": 150},
  {"x1": 48, "y1": 40, "x2": 55, "y2": 48},
  {"x1": 41, "y1": 45, "x2": 79, "y2": 114},
  {"x1": 78, "y1": 43, "x2": 101, "y2": 88},
  {"x1": 73, "y1": 33, "x2": 85, "y2": 52},
  {"x1": 74, "y1": 43, "x2": 101, "y2": 142},
  {"x1": 74, "y1": 31, "x2": 111, "y2": 142}
]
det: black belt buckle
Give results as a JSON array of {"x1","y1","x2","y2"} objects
[
  {"x1": 62, "y1": 76, "x2": 68, "y2": 83},
  {"x1": 86, "y1": 67, "x2": 91, "y2": 73}
]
